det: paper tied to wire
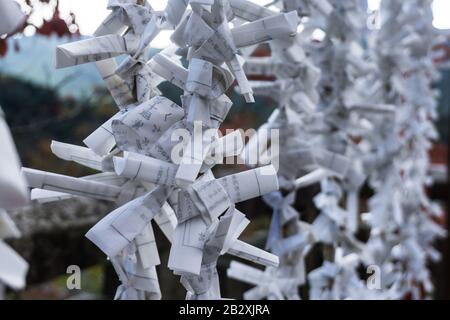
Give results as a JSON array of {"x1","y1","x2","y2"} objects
[
  {"x1": 168, "y1": 166, "x2": 280, "y2": 277},
  {"x1": 19, "y1": 0, "x2": 305, "y2": 300},
  {"x1": 231, "y1": 0, "x2": 388, "y2": 301},
  {"x1": 227, "y1": 261, "x2": 301, "y2": 300},
  {"x1": 111, "y1": 253, "x2": 161, "y2": 300},
  {"x1": 263, "y1": 191, "x2": 306, "y2": 257},
  {"x1": 180, "y1": 206, "x2": 236, "y2": 300},
  {"x1": 358, "y1": 0, "x2": 446, "y2": 298},
  {"x1": 169, "y1": 3, "x2": 300, "y2": 102},
  {"x1": 308, "y1": 248, "x2": 367, "y2": 300}
]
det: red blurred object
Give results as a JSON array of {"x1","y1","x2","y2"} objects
[
  {"x1": 1, "y1": 0, "x2": 79, "y2": 57},
  {"x1": 0, "y1": 39, "x2": 7, "y2": 57},
  {"x1": 429, "y1": 143, "x2": 448, "y2": 166},
  {"x1": 36, "y1": 10, "x2": 71, "y2": 37},
  {"x1": 248, "y1": 44, "x2": 276, "y2": 81},
  {"x1": 433, "y1": 42, "x2": 450, "y2": 65}
]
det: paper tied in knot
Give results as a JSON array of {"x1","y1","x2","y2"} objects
[
  {"x1": 189, "y1": 179, "x2": 232, "y2": 222},
  {"x1": 114, "y1": 283, "x2": 142, "y2": 300},
  {"x1": 171, "y1": 9, "x2": 236, "y2": 62},
  {"x1": 252, "y1": 282, "x2": 283, "y2": 300},
  {"x1": 178, "y1": 165, "x2": 279, "y2": 224},
  {"x1": 277, "y1": 176, "x2": 297, "y2": 191},
  {"x1": 271, "y1": 234, "x2": 310, "y2": 258},
  {"x1": 149, "y1": 53, "x2": 234, "y2": 126},
  {"x1": 108, "y1": 0, "x2": 154, "y2": 34},
  {"x1": 240, "y1": 267, "x2": 294, "y2": 300},
  {"x1": 112, "y1": 255, "x2": 162, "y2": 300},
  {"x1": 264, "y1": 191, "x2": 299, "y2": 253},
  {"x1": 196, "y1": 21, "x2": 238, "y2": 63},
  {"x1": 171, "y1": 10, "x2": 213, "y2": 48},
  {"x1": 111, "y1": 95, "x2": 185, "y2": 156},
  {"x1": 182, "y1": 95, "x2": 233, "y2": 130},
  {"x1": 182, "y1": 210, "x2": 233, "y2": 299},
  {"x1": 186, "y1": 58, "x2": 235, "y2": 100},
  {"x1": 181, "y1": 262, "x2": 219, "y2": 299},
  {"x1": 86, "y1": 185, "x2": 171, "y2": 258},
  {"x1": 114, "y1": 13, "x2": 164, "y2": 70},
  {"x1": 115, "y1": 48, "x2": 145, "y2": 74}
]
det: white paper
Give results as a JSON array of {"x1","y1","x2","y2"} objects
[
  {"x1": 0, "y1": 0, "x2": 26, "y2": 35},
  {"x1": 0, "y1": 241, "x2": 28, "y2": 290},
  {"x1": 0, "y1": 110, "x2": 29, "y2": 210}
]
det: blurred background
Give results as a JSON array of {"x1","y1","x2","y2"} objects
[{"x1": 0, "y1": 0, "x2": 449, "y2": 299}]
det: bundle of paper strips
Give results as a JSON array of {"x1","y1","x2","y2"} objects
[
  {"x1": 227, "y1": 0, "x2": 374, "y2": 300},
  {"x1": 0, "y1": 0, "x2": 29, "y2": 300},
  {"x1": 19, "y1": 0, "x2": 308, "y2": 300},
  {"x1": 303, "y1": 0, "x2": 374, "y2": 299},
  {"x1": 228, "y1": 0, "x2": 330, "y2": 299},
  {"x1": 229, "y1": 0, "x2": 446, "y2": 300},
  {"x1": 357, "y1": 0, "x2": 447, "y2": 299}
]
